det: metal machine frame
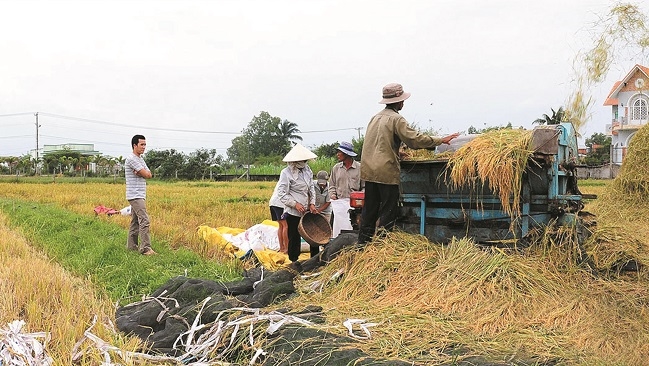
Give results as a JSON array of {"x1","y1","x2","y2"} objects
[{"x1": 397, "y1": 123, "x2": 583, "y2": 243}]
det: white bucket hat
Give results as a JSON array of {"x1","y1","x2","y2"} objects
[
  {"x1": 282, "y1": 143, "x2": 317, "y2": 162},
  {"x1": 336, "y1": 141, "x2": 357, "y2": 157},
  {"x1": 379, "y1": 83, "x2": 411, "y2": 104}
]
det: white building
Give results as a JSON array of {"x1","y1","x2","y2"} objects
[
  {"x1": 42, "y1": 143, "x2": 101, "y2": 156},
  {"x1": 603, "y1": 64, "x2": 649, "y2": 165}
]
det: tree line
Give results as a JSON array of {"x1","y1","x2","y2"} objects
[
  {"x1": 0, "y1": 109, "x2": 614, "y2": 178},
  {"x1": 0, "y1": 111, "x2": 360, "y2": 179}
]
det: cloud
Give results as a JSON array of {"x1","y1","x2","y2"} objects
[{"x1": 0, "y1": 0, "x2": 640, "y2": 157}]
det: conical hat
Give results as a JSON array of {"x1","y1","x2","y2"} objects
[{"x1": 282, "y1": 143, "x2": 317, "y2": 162}]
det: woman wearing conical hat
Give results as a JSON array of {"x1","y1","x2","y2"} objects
[{"x1": 276, "y1": 144, "x2": 318, "y2": 262}]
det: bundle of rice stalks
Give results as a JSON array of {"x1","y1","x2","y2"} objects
[
  {"x1": 585, "y1": 188, "x2": 649, "y2": 273},
  {"x1": 612, "y1": 123, "x2": 649, "y2": 198},
  {"x1": 585, "y1": 123, "x2": 649, "y2": 272},
  {"x1": 523, "y1": 219, "x2": 588, "y2": 271},
  {"x1": 585, "y1": 223, "x2": 644, "y2": 271},
  {"x1": 446, "y1": 129, "x2": 534, "y2": 217},
  {"x1": 284, "y1": 231, "x2": 649, "y2": 364},
  {"x1": 564, "y1": 79, "x2": 593, "y2": 132}
]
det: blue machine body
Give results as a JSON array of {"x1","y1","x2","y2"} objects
[{"x1": 397, "y1": 123, "x2": 583, "y2": 243}]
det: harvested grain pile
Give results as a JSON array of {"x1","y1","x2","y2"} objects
[
  {"x1": 399, "y1": 145, "x2": 452, "y2": 161},
  {"x1": 585, "y1": 123, "x2": 649, "y2": 272},
  {"x1": 446, "y1": 129, "x2": 534, "y2": 217},
  {"x1": 284, "y1": 232, "x2": 649, "y2": 365},
  {"x1": 612, "y1": 123, "x2": 649, "y2": 198}
]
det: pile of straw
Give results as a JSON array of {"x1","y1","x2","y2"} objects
[
  {"x1": 586, "y1": 123, "x2": 649, "y2": 271},
  {"x1": 612, "y1": 123, "x2": 649, "y2": 198},
  {"x1": 268, "y1": 121, "x2": 649, "y2": 365},
  {"x1": 284, "y1": 232, "x2": 649, "y2": 365},
  {"x1": 446, "y1": 129, "x2": 534, "y2": 217}
]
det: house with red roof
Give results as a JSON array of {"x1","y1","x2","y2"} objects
[{"x1": 603, "y1": 64, "x2": 649, "y2": 164}]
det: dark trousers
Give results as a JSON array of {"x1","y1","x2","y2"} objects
[
  {"x1": 310, "y1": 240, "x2": 320, "y2": 258},
  {"x1": 286, "y1": 214, "x2": 302, "y2": 262},
  {"x1": 287, "y1": 214, "x2": 321, "y2": 261},
  {"x1": 357, "y1": 182, "x2": 400, "y2": 244}
]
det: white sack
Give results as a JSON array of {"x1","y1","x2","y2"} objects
[{"x1": 330, "y1": 199, "x2": 352, "y2": 238}]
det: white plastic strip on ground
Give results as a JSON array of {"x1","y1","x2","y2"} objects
[
  {"x1": 343, "y1": 318, "x2": 379, "y2": 340},
  {"x1": 70, "y1": 302, "x2": 318, "y2": 365},
  {"x1": 71, "y1": 315, "x2": 184, "y2": 365},
  {"x1": 176, "y1": 306, "x2": 316, "y2": 364},
  {"x1": 0, "y1": 320, "x2": 53, "y2": 366},
  {"x1": 11, "y1": 289, "x2": 332, "y2": 365},
  {"x1": 304, "y1": 268, "x2": 345, "y2": 293}
]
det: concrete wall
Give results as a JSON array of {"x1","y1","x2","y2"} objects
[{"x1": 576, "y1": 164, "x2": 621, "y2": 179}]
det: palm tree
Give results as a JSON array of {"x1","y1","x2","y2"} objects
[
  {"x1": 533, "y1": 107, "x2": 565, "y2": 125},
  {"x1": 8, "y1": 156, "x2": 20, "y2": 175},
  {"x1": 277, "y1": 120, "x2": 303, "y2": 143},
  {"x1": 16, "y1": 155, "x2": 33, "y2": 175},
  {"x1": 67, "y1": 156, "x2": 78, "y2": 174},
  {"x1": 116, "y1": 156, "x2": 125, "y2": 172}
]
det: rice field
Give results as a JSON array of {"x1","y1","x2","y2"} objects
[
  {"x1": 0, "y1": 180, "x2": 275, "y2": 257},
  {"x1": 1, "y1": 136, "x2": 648, "y2": 365},
  {"x1": 0, "y1": 211, "x2": 143, "y2": 365},
  {"x1": 0, "y1": 180, "x2": 275, "y2": 364}
]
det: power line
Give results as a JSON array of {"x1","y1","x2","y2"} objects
[
  {"x1": 1, "y1": 111, "x2": 366, "y2": 157},
  {"x1": 0, "y1": 112, "x2": 34, "y2": 118},
  {"x1": 40, "y1": 134, "x2": 128, "y2": 147},
  {"x1": 0, "y1": 122, "x2": 32, "y2": 127},
  {"x1": 299, "y1": 127, "x2": 364, "y2": 134},
  {"x1": 0, "y1": 134, "x2": 33, "y2": 139},
  {"x1": 39, "y1": 112, "x2": 242, "y2": 135},
  {"x1": 39, "y1": 134, "x2": 231, "y2": 150},
  {"x1": 6, "y1": 111, "x2": 363, "y2": 135},
  {"x1": 41, "y1": 122, "x2": 233, "y2": 145}
]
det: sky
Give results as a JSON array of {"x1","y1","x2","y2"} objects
[{"x1": 1, "y1": 0, "x2": 648, "y2": 158}]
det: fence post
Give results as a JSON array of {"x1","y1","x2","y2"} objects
[{"x1": 609, "y1": 145, "x2": 613, "y2": 179}]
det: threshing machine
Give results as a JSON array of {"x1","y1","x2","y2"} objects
[{"x1": 396, "y1": 122, "x2": 584, "y2": 243}]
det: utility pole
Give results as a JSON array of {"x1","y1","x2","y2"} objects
[
  {"x1": 353, "y1": 127, "x2": 363, "y2": 140},
  {"x1": 35, "y1": 112, "x2": 40, "y2": 175}
]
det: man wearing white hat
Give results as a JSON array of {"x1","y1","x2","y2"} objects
[
  {"x1": 358, "y1": 83, "x2": 460, "y2": 245},
  {"x1": 276, "y1": 143, "x2": 319, "y2": 261},
  {"x1": 328, "y1": 141, "x2": 363, "y2": 238}
]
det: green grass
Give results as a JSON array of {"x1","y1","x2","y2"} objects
[
  {"x1": 578, "y1": 178, "x2": 611, "y2": 187},
  {"x1": 224, "y1": 157, "x2": 338, "y2": 176},
  {"x1": 0, "y1": 198, "x2": 241, "y2": 304}
]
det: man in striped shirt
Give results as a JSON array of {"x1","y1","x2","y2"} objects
[{"x1": 125, "y1": 134, "x2": 155, "y2": 255}]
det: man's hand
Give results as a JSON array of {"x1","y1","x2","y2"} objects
[{"x1": 441, "y1": 132, "x2": 461, "y2": 145}]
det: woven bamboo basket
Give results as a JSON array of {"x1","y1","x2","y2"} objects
[{"x1": 298, "y1": 213, "x2": 332, "y2": 246}]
